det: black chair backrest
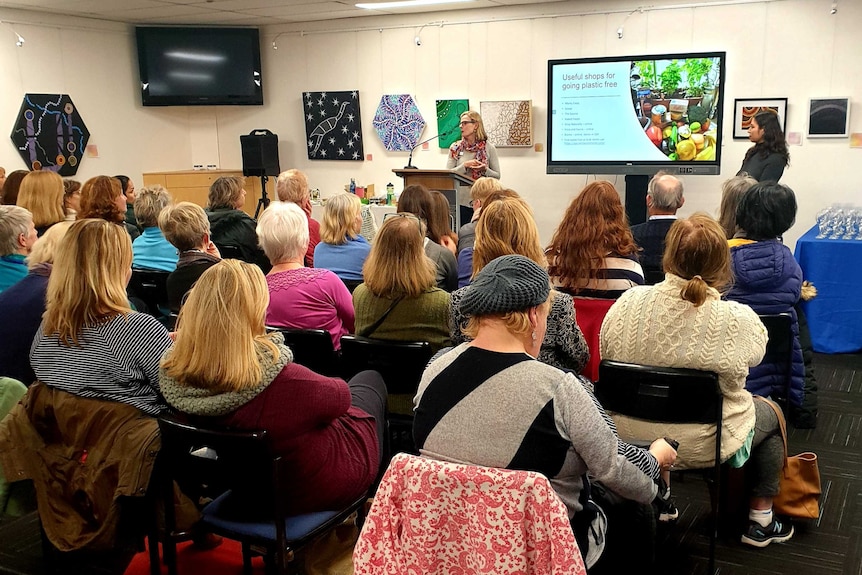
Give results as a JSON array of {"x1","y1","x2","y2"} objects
[
  {"x1": 157, "y1": 415, "x2": 279, "y2": 516},
  {"x1": 342, "y1": 279, "x2": 363, "y2": 294},
  {"x1": 128, "y1": 269, "x2": 170, "y2": 317},
  {"x1": 268, "y1": 327, "x2": 338, "y2": 376},
  {"x1": 596, "y1": 360, "x2": 721, "y2": 425},
  {"x1": 216, "y1": 244, "x2": 244, "y2": 260},
  {"x1": 759, "y1": 313, "x2": 793, "y2": 359},
  {"x1": 340, "y1": 335, "x2": 433, "y2": 395}
]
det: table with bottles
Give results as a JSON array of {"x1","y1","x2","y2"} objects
[{"x1": 794, "y1": 209, "x2": 862, "y2": 353}]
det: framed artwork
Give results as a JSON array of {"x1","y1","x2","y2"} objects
[
  {"x1": 436, "y1": 99, "x2": 469, "y2": 148},
  {"x1": 302, "y1": 90, "x2": 364, "y2": 160},
  {"x1": 372, "y1": 94, "x2": 425, "y2": 151},
  {"x1": 480, "y1": 100, "x2": 533, "y2": 147},
  {"x1": 11, "y1": 93, "x2": 90, "y2": 175},
  {"x1": 807, "y1": 98, "x2": 850, "y2": 138},
  {"x1": 732, "y1": 98, "x2": 787, "y2": 139}
]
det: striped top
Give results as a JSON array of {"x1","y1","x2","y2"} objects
[
  {"x1": 30, "y1": 312, "x2": 173, "y2": 415},
  {"x1": 551, "y1": 253, "x2": 644, "y2": 299},
  {"x1": 413, "y1": 344, "x2": 657, "y2": 518}
]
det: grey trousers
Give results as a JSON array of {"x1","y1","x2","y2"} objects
[{"x1": 747, "y1": 398, "x2": 784, "y2": 499}]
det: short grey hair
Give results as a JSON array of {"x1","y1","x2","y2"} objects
[
  {"x1": 647, "y1": 171, "x2": 684, "y2": 211},
  {"x1": 134, "y1": 185, "x2": 173, "y2": 228},
  {"x1": 0, "y1": 205, "x2": 32, "y2": 255},
  {"x1": 256, "y1": 201, "x2": 309, "y2": 265}
]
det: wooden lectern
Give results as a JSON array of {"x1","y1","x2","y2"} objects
[{"x1": 392, "y1": 169, "x2": 475, "y2": 229}]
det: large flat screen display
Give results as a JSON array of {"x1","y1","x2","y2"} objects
[
  {"x1": 136, "y1": 27, "x2": 263, "y2": 106},
  {"x1": 547, "y1": 52, "x2": 725, "y2": 175}
]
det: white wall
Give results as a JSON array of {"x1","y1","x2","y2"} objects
[{"x1": 1, "y1": 0, "x2": 860, "y2": 249}]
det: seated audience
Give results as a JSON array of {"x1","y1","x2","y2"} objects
[
  {"x1": 314, "y1": 192, "x2": 370, "y2": 287},
  {"x1": 79, "y1": 175, "x2": 139, "y2": 239},
  {"x1": 30, "y1": 219, "x2": 173, "y2": 415},
  {"x1": 159, "y1": 259, "x2": 385, "y2": 514},
  {"x1": 132, "y1": 185, "x2": 178, "y2": 272},
  {"x1": 0, "y1": 205, "x2": 38, "y2": 292},
  {"x1": 456, "y1": 188, "x2": 520, "y2": 288},
  {"x1": 457, "y1": 176, "x2": 503, "y2": 254},
  {"x1": 63, "y1": 179, "x2": 81, "y2": 221},
  {"x1": 430, "y1": 190, "x2": 458, "y2": 255},
  {"x1": 0, "y1": 221, "x2": 73, "y2": 384},
  {"x1": 450, "y1": 195, "x2": 589, "y2": 373},
  {"x1": 600, "y1": 214, "x2": 794, "y2": 548},
  {"x1": 276, "y1": 168, "x2": 320, "y2": 267},
  {"x1": 206, "y1": 175, "x2": 268, "y2": 270},
  {"x1": 115, "y1": 175, "x2": 139, "y2": 230},
  {"x1": 353, "y1": 214, "x2": 450, "y2": 352},
  {"x1": 17, "y1": 171, "x2": 66, "y2": 236},
  {"x1": 257, "y1": 201, "x2": 354, "y2": 350},
  {"x1": 415, "y1": 255, "x2": 666, "y2": 569},
  {"x1": 0, "y1": 167, "x2": 5, "y2": 190},
  {"x1": 159, "y1": 202, "x2": 221, "y2": 313},
  {"x1": 547, "y1": 181, "x2": 643, "y2": 298},
  {"x1": 1, "y1": 170, "x2": 28, "y2": 205},
  {"x1": 725, "y1": 182, "x2": 806, "y2": 410},
  {"x1": 397, "y1": 184, "x2": 457, "y2": 291},
  {"x1": 718, "y1": 174, "x2": 758, "y2": 239},
  {"x1": 630, "y1": 171, "x2": 684, "y2": 284}
]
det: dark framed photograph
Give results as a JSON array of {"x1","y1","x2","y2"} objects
[
  {"x1": 807, "y1": 98, "x2": 850, "y2": 138},
  {"x1": 733, "y1": 98, "x2": 787, "y2": 139}
]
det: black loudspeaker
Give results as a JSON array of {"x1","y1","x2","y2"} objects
[{"x1": 240, "y1": 129, "x2": 280, "y2": 177}]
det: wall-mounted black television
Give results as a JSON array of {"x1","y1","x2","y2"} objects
[
  {"x1": 136, "y1": 27, "x2": 263, "y2": 106},
  {"x1": 547, "y1": 51, "x2": 725, "y2": 175}
]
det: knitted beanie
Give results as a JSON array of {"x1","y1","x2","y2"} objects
[{"x1": 460, "y1": 254, "x2": 550, "y2": 316}]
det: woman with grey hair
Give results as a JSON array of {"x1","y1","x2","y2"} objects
[
  {"x1": 0, "y1": 205, "x2": 38, "y2": 292},
  {"x1": 131, "y1": 185, "x2": 177, "y2": 272},
  {"x1": 206, "y1": 176, "x2": 268, "y2": 270},
  {"x1": 256, "y1": 201, "x2": 354, "y2": 350}
]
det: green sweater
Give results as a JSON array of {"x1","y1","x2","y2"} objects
[{"x1": 352, "y1": 284, "x2": 451, "y2": 353}]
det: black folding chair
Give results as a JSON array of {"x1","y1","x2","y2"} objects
[
  {"x1": 267, "y1": 327, "x2": 339, "y2": 376},
  {"x1": 339, "y1": 335, "x2": 433, "y2": 455},
  {"x1": 128, "y1": 268, "x2": 170, "y2": 320},
  {"x1": 156, "y1": 415, "x2": 365, "y2": 575},
  {"x1": 596, "y1": 359, "x2": 722, "y2": 575},
  {"x1": 758, "y1": 313, "x2": 794, "y2": 411}
]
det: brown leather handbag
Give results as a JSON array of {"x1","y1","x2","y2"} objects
[{"x1": 758, "y1": 397, "x2": 822, "y2": 519}]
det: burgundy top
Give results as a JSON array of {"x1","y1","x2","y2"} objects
[
  {"x1": 217, "y1": 362, "x2": 378, "y2": 514},
  {"x1": 306, "y1": 217, "x2": 321, "y2": 267}
]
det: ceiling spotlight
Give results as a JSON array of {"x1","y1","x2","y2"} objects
[
  {"x1": 271, "y1": 40, "x2": 277, "y2": 50},
  {"x1": 15, "y1": 34, "x2": 24, "y2": 47},
  {"x1": 617, "y1": 26, "x2": 624, "y2": 39},
  {"x1": 830, "y1": 1, "x2": 837, "y2": 14}
]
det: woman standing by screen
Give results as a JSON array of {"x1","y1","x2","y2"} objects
[
  {"x1": 446, "y1": 111, "x2": 500, "y2": 180},
  {"x1": 737, "y1": 111, "x2": 789, "y2": 182}
]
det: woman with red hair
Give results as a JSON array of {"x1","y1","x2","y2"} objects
[{"x1": 546, "y1": 181, "x2": 643, "y2": 299}]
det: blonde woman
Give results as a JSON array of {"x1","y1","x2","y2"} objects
[
  {"x1": 257, "y1": 201, "x2": 354, "y2": 350},
  {"x1": 450, "y1": 195, "x2": 589, "y2": 373},
  {"x1": 132, "y1": 185, "x2": 177, "y2": 272},
  {"x1": 159, "y1": 202, "x2": 221, "y2": 313},
  {"x1": 446, "y1": 110, "x2": 501, "y2": 180},
  {"x1": 313, "y1": 192, "x2": 370, "y2": 287},
  {"x1": 457, "y1": 176, "x2": 504, "y2": 254},
  {"x1": 275, "y1": 169, "x2": 320, "y2": 266},
  {"x1": 0, "y1": 221, "x2": 73, "y2": 384},
  {"x1": 159, "y1": 259, "x2": 385, "y2": 514},
  {"x1": 30, "y1": 219, "x2": 172, "y2": 415},
  {"x1": 353, "y1": 214, "x2": 450, "y2": 353},
  {"x1": 17, "y1": 171, "x2": 66, "y2": 236}
]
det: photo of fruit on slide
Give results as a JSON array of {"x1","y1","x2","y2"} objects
[{"x1": 630, "y1": 56, "x2": 722, "y2": 162}]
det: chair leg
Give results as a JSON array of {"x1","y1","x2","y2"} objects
[{"x1": 242, "y1": 542, "x2": 254, "y2": 575}]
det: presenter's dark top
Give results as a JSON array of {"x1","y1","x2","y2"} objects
[
  {"x1": 737, "y1": 150, "x2": 786, "y2": 182},
  {"x1": 630, "y1": 218, "x2": 675, "y2": 285}
]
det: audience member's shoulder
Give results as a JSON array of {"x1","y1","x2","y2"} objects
[{"x1": 121, "y1": 311, "x2": 171, "y2": 335}]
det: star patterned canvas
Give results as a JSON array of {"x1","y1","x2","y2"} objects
[
  {"x1": 302, "y1": 90, "x2": 364, "y2": 161},
  {"x1": 372, "y1": 94, "x2": 425, "y2": 151}
]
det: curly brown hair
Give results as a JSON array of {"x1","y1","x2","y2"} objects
[
  {"x1": 79, "y1": 176, "x2": 125, "y2": 223},
  {"x1": 546, "y1": 181, "x2": 637, "y2": 291}
]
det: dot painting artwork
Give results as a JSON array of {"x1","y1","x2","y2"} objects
[
  {"x1": 436, "y1": 99, "x2": 469, "y2": 149},
  {"x1": 303, "y1": 90, "x2": 364, "y2": 161},
  {"x1": 10, "y1": 94, "x2": 90, "y2": 176},
  {"x1": 373, "y1": 94, "x2": 426, "y2": 152}
]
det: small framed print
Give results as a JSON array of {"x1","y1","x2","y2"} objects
[
  {"x1": 733, "y1": 98, "x2": 787, "y2": 139},
  {"x1": 807, "y1": 98, "x2": 850, "y2": 138}
]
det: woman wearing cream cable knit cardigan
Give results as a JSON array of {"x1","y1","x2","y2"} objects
[{"x1": 600, "y1": 214, "x2": 794, "y2": 548}]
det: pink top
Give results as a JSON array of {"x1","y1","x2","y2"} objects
[{"x1": 266, "y1": 267, "x2": 355, "y2": 349}]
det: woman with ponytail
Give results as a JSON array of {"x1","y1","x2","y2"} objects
[{"x1": 600, "y1": 213, "x2": 795, "y2": 549}]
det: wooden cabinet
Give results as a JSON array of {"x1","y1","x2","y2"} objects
[{"x1": 142, "y1": 170, "x2": 276, "y2": 217}]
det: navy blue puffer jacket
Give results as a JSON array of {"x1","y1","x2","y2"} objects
[{"x1": 725, "y1": 240, "x2": 803, "y2": 406}]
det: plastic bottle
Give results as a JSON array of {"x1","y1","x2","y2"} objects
[{"x1": 386, "y1": 182, "x2": 394, "y2": 205}]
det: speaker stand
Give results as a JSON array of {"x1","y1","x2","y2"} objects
[{"x1": 253, "y1": 175, "x2": 271, "y2": 220}]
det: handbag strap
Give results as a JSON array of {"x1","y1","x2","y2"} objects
[
  {"x1": 754, "y1": 395, "x2": 789, "y2": 467},
  {"x1": 359, "y1": 296, "x2": 404, "y2": 338}
]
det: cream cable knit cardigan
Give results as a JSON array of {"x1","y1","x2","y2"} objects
[{"x1": 599, "y1": 274, "x2": 767, "y2": 469}]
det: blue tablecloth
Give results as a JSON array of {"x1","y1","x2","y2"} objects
[{"x1": 795, "y1": 225, "x2": 862, "y2": 354}]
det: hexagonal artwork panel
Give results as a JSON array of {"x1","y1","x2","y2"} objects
[
  {"x1": 372, "y1": 94, "x2": 425, "y2": 152},
  {"x1": 10, "y1": 94, "x2": 90, "y2": 176}
]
